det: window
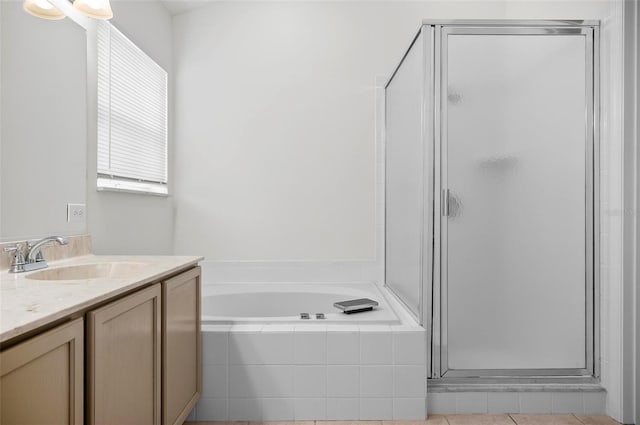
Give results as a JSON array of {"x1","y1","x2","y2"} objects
[{"x1": 97, "y1": 21, "x2": 168, "y2": 195}]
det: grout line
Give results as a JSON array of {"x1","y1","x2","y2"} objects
[{"x1": 573, "y1": 414, "x2": 589, "y2": 424}]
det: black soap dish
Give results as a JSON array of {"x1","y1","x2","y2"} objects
[{"x1": 333, "y1": 298, "x2": 379, "y2": 314}]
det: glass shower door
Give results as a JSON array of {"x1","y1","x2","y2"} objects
[
  {"x1": 385, "y1": 27, "x2": 433, "y2": 320},
  {"x1": 440, "y1": 27, "x2": 595, "y2": 375}
]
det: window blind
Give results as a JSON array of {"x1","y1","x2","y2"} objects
[{"x1": 97, "y1": 21, "x2": 168, "y2": 195}]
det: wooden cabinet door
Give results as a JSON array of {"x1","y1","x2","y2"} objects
[
  {"x1": 88, "y1": 284, "x2": 161, "y2": 425},
  {"x1": 162, "y1": 267, "x2": 201, "y2": 425},
  {"x1": 0, "y1": 318, "x2": 83, "y2": 425}
]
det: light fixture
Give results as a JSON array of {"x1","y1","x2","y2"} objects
[
  {"x1": 23, "y1": 0, "x2": 65, "y2": 20},
  {"x1": 73, "y1": 0, "x2": 113, "y2": 20}
]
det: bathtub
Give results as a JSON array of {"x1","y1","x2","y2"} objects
[
  {"x1": 194, "y1": 282, "x2": 426, "y2": 421},
  {"x1": 201, "y1": 282, "x2": 401, "y2": 324}
]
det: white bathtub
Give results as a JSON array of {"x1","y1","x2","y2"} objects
[
  {"x1": 195, "y1": 282, "x2": 426, "y2": 421},
  {"x1": 201, "y1": 282, "x2": 401, "y2": 324}
]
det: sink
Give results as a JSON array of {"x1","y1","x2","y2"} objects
[{"x1": 25, "y1": 262, "x2": 152, "y2": 281}]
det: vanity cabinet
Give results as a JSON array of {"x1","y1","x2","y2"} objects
[
  {"x1": 162, "y1": 266, "x2": 201, "y2": 425},
  {"x1": 88, "y1": 283, "x2": 162, "y2": 425},
  {"x1": 0, "y1": 318, "x2": 84, "y2": 425},
  {"x1": 0, "y1": 264, "x2": 201, "y2": 425}
]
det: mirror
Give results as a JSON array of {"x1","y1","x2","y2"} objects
[{"x1": 0, "y1": 1, "x2": 87, "y2": 241}]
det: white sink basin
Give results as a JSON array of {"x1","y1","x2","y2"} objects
[{"x1": 25, "y1": 262, "x2": 151, "y2": 281}]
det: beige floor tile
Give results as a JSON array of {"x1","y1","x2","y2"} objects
[
  {"x1": 386, "y1": 419, "x2": 445, "y2": 425},
  {"x1": 574, "y1": 416, "x2": 621, "y2": 425},
  {"x1": 510, "y1": 415, "x2": 583, "y2": 425},
  {"x1": 249, "y1": 423, "x2": 313, "y2": 425},
  {"x1": 426, "y1": 416, "x2": 451, "y2": 425},
  {"x1": 317, "y1": 422, "x2": 382, "y2": 425},
  {"x1": 383, "y1": 421, "x2": 429, "y2": 425},
  {"x1": 427, "y1": 413, "x2": 449, "y2": 425},
  {"x1": 446, "y1": 414, "x2": 515, "y2": 425},
  {"x1": 184, "y1": 423, "x2": 249, "y2": 425},
  {"x1": 192, "y1": 423, "x2": 249, "y2": 425}
]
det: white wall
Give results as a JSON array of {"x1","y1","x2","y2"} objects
[
  {"x1": 86, "y1": 0, "x2": 175, "y2": 254},
  {"x1": 635, "y1": 1, "x2": 639, "y2": 418},
  {"x1": 0, "y1": 1, "x2": 87, "y2": 241},
  {"x1": 172, "y1": 1, "x2": 516, "y2": 261},
  {"x1": 622, "y1": 0, "x2": 639, "y2": 422},
  {"x1": 590, "y1": 1, "x2": 626, "y2": 422},
  {"x1": 636, "y1": 23, "x2": 639, "y2": 412}
]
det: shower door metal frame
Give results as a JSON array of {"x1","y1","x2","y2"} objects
[{"x1": 427, "y1": 20, "x2": 600, "y2": 380}]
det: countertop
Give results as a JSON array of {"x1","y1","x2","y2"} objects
[{"x1": 0, "y1": 254, "x2": 203, "y2": 344}]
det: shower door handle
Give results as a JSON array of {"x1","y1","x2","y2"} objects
[{"x1": 442, "y1": 189, "x2": 450, "y2": 217}]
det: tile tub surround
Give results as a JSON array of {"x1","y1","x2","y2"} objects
[
  {"x1": 195, "y1": 324, "x2": 427, "y2": 421},
  {"x1": 0, "y1": 253, "x2": 203, "y2": 343}
]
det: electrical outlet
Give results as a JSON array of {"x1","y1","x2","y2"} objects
[{"x1": 67, "y1": 203, "x2": 86, "y2": 223}]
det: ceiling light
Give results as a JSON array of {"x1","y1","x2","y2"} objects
[
  {"x1": 23, "y1": 0, "x2": 65, "y2": 20},
  {"x1": 73, "y1": 0, "x2": 112, "y2": 20}
]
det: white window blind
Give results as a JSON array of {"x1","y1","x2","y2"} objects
[{"x1": 97, "y1": 21, "x2": 168, "y2": 195}]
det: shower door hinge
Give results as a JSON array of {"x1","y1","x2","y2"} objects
[{"x1": 442, "y1": 189, "x2": 450, "y2": 217}]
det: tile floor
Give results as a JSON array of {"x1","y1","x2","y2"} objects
[{"x1": 184, "y1": 416, "x2": 622, "y2": 425}]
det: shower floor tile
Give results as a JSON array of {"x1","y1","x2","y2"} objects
[{"x1": 185, "y1": 415, "x2": 621, "y2": 425}]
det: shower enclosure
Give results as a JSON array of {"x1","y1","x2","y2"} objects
[{"x1": 385, "y1": 20, "x2": 599, "y2": 380}]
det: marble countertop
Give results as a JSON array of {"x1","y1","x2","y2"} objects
[{"x1": 0, "y1": 254, "x2": 203, "y2": 344}]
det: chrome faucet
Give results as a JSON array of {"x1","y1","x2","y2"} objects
[
  {"x1": 26, "y1": 236, "x2": 69, "y2": 263},
  {"x1": 3, "y1": 236, "x2": 69, "y2": 273}
]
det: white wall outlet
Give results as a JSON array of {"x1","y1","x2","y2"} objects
[{"x1": 67, "y1": 203, "x2": 86, "y2": 223}]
